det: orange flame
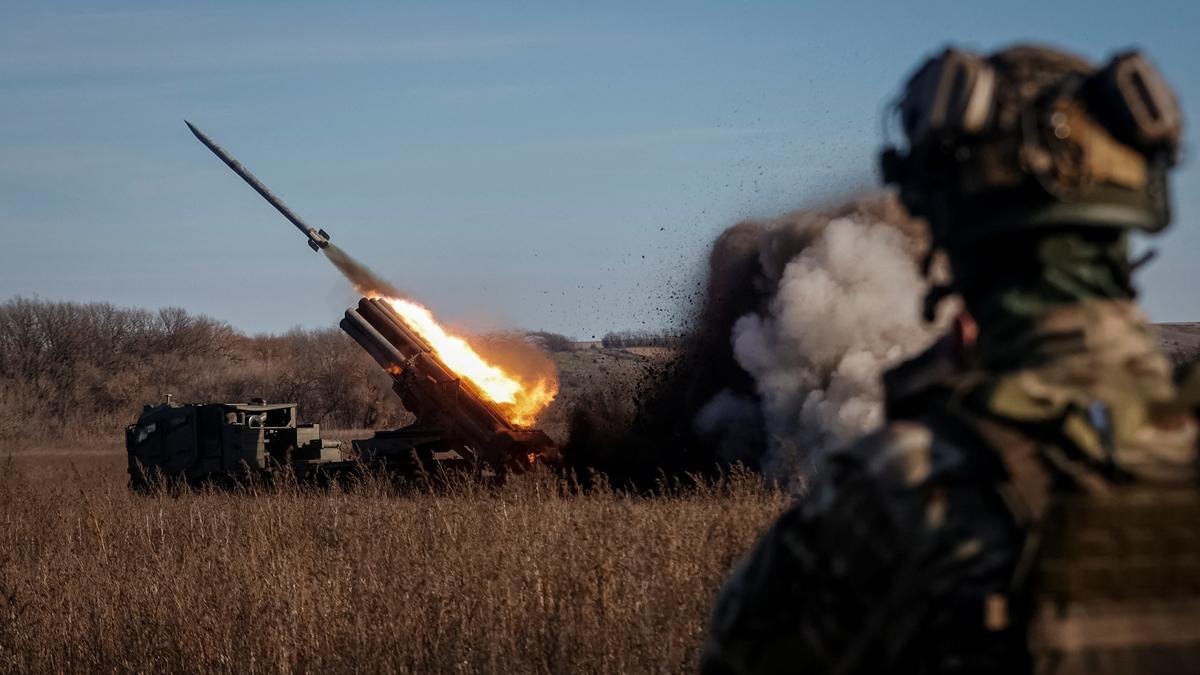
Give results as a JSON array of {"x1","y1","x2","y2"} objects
[{"x1": 379, "y1": 297, "x2": 557, "y2": 427}]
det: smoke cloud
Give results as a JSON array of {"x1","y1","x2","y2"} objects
[
  {"x1": 688, "y1": 194, "x2": 940, "y2": 481},
  {"x1": 562, "y1": 194, "x2": 941, "y2": 488},
  {"x1": 731, "y1": 216, "x2": 934, "y2": 476}
]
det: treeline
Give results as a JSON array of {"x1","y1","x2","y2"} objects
[
  {"x1": 525, "y1": 331, "x2": 576, "y2": 353},
  {"x1": 600, "y1": 330, "x2": 681, "y2": 349},
  {"x1": 0, "y1": 298, "x2": 407, "y2": 441}
]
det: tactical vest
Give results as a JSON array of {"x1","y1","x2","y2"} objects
[
  {"x1": 1030, "y1": 486, "x2": 1200, "y2": 674},
  {"x1": 961, "y1": 413, "x2": 1200, "y2": 675}
]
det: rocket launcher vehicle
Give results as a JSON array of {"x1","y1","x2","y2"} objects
[{"x1": 341, "y1": 297, "x2": 558, "y2": 469}]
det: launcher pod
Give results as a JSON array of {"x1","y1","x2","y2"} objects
[{"x1": 341, "y1": 297, "x2": 558, "y2": 471}]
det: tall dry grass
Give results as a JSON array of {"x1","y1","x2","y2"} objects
[{"x1": 0, "y1": 445, "x2": 786, "y2": 674}]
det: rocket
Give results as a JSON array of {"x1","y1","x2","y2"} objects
[{"x1": 185, "y1": 121, "x2": 330, "y2": 252}]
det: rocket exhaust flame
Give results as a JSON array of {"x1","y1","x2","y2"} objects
[
  {"x1": 341, "y1": 296, "x2": 559, "y2": 468},
  {"x1": 322, "y1": 248, "x2": 555, "y2": 426},
  {"x1": 325, "y1": 245, "x2": 556, "y2": 427},
  {"x1": 378, "y1": 296, "x2": 557, "y2": 427}
]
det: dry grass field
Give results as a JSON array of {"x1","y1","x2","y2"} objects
[
  {"x1": 5, "y1": 304, "x2": 1193, "y2": 674},
  {"x1": 0, "y1": 442, "x2": 786, "y2": 674}
]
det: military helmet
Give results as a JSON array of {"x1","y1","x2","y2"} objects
[{"x1": 880, "y1": 44, "x2": 1182, "y2": 254}]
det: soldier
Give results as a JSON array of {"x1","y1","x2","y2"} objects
[{"x1": 702, "y1": 44, "x2": 1198, "y2": 674}]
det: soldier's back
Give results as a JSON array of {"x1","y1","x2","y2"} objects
[{"x1": 704, "y1": 415, "x2": 1031, "y2": 674}]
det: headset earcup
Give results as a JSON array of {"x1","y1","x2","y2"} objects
[{"x1": 1090, "y1": 51, "x2": 1182, "y2": 156}]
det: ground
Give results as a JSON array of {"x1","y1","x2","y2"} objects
[
  {"x1": 1155, "y1": 322, "x2": 1200, "y2": 365},
  {"x1": 0, "y1": 440, "x2": 783, "y2": 674},
  {"x1": 535, "y1": 347, "x2": 662, "y2": 443}
]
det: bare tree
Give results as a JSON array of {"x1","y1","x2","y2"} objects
[{"x1": 0, "y1": 298, "x2": 405, "y2": 440}]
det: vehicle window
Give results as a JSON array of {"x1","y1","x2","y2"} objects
[
  {"x1": 134, "y1": 422, "x2": 157, "y2": 445},
  {"x1": 263, "y1": 408, "x2": 292, "y2": 427}
]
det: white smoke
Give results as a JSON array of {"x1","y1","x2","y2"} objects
[{"x1": 699, "y1": 206, "x2": 938, "y2": 480}]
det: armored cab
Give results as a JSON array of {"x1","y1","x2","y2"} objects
[{"x1": 125, "y1": 399, "x2": 343, "y2": 489}]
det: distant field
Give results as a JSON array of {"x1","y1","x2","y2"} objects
[
  {"x1": 0, "y1": 442, "x2": 783, "y2": 674},
  {"x1": 1156, "y1": 322, "x2": 1200, "y2": 365}
]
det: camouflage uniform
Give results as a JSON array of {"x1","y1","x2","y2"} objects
[{"x1": 703, "y1": 46, "x2": 1198, "y2": 674}]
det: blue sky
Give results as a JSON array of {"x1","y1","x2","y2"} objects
[{"x1": 2, "y1": 1, "x2": 1198, "y2": 338}]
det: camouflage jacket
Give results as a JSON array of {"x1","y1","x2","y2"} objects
[{"x1": 702, "y1": 300, "x2": 1198, "y2": 674}]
